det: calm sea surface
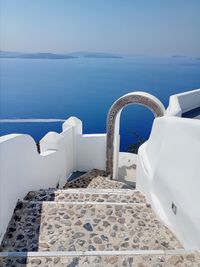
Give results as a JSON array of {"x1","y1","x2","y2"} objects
[{"x1": 0, "y1": 57, "x2": 200, "y2": 151}]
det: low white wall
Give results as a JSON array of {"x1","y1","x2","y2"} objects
[
  {"x1": 0, "y1": 117, "x2": 81, "y2": 242},
  {"x1": 76, "y1": 134, "x2": 106, "y2": 171},
  {"x1": 137, "y1": 116, "x2": 200, "y2": 249},
  {"x1": 167, "y1": 88, "x2": 200, "y2": 116},
  {"x1": 0, "y1": 116, "x2": 109, "y2": 242},
  {"x1": 118, "y1": 152, "x2": 137, "y2": 183}
]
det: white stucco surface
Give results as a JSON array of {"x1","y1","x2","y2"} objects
[
  {"x1": 1, "y1": 89, "x2": 200, "y2": 249},
  {"x1": 0, "y1": 117, "x2": 79, "y2": 242},
  {"x1": 167, "y1": 88, "x2": 200, "y2": 116},
  {"x1": 0, "y1": 134, "x2": 62, "y2": 242},
  {"x1": 0, "y1": 116, "x2": 109, "y2": 242},
  {"x1": 76, "y1": 134, "x2": 106, "y2": 171},
  {"x1": 118, "y1": 152, "x2": 137, "y2": 183},
  {"x1": 137, "y1": 116, "x2": 200, "y2": 249}
]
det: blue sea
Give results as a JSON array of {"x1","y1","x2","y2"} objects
[{"x1": 0, "y1": 56, "x2": 200, "y2": 151}]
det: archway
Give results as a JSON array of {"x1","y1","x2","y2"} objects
[{"x1": 106, "y1": 92, "x2": 165, "y2": 179}]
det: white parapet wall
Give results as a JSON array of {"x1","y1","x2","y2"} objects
[
  {"x1": 137, "y1": 116, "x2": 200, "y2": 249},
  {"x1": 76, "y1": 134, "x2": 106, "y2": 171},
  {"x1": 0, "y1": 117, "x2": 76, "y2": 242},
  {"x1": 0, "y1": 117, "x2": 108, "y2": 242},
  {"x1": 166, "y1": 88, "x2": 200, "y2": 117},
  {"x1": 0, "y1": 115, "x2": 138, "y2": 242}
]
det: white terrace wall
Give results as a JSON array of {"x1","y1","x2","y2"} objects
[
  {"x1": 167, "y1": 88, "x2": 200, "y2": 116},
  {"x1": 76, "y1": 134, "x2": 106, "y2": 171},
  {"x1": 137, "y1": 116, "x2": 200, "y2": 249},
  {"x1": 0, "y1": 117, "x2": 75, "y2": 242},
  {"x1": 0, "y1": 117, "x2": 107, "y2": 242},
  {"x1": 0, "y1": 134, "x2": 68, "y2": 242}
]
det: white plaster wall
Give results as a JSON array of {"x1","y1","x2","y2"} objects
[
  {"x1": 118, "y1": 152, "x2": 138, "y2": 183},
  {"x1": 167, "y1": 88, "x2": 200, "y2": 116},
  {"x1": 0, "y1": 134, "x2": 62, "y2": 242},
  {"x1": 0, "y1": 116, "x2": 109, "y2": 241},
  {"x1": 0, "y1": 117, "x2": 80, "y2": 242},
  {"x1": 76, "y1": 134, "x2": 106, "y2": 171},
  {"x1": 137, "y1": 116, "x2": 200, "y2": 249}
]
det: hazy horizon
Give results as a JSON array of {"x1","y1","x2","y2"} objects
[
  {"x1": 1, "y1": 0, "x2": 200, "y2": 57},
  {"x1": 1, "y1": 50, "x2": 199, "y2": 58}
]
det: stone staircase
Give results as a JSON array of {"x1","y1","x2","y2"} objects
[{"x1": 0, "y1": 170, "x2": 199, "y2": 266}]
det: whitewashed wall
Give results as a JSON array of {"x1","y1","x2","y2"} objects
[
  {"x1": 0, "y1": 117, "x2": 79, "y2": 242},
  {"x1": 167, "y1": 88, "x2": 200, "y2": 116},
  {"x1": 0, "y1": 116, "x2": 109, "y2": 242},
  {"x1": 76, "y1": 134, "x2": 106, "y2": 171},
  {"x1": 0, "y1": 115, "x2": 139, "y2": 242},
  {"x1": 137, "y1": 116, "x2": 200, "y2": 249}
]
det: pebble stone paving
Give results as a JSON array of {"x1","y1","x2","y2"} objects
[
  {"x1": 24, "y1": 190, "x2": 146, "y2": 203},
  {"x1": 1, "y1": 169, "x2": 199, "y2": 266},
  {"x1": 63, "y1": 169, "x2": 131, "y2": 189},
  {"x1": 1, "y1": 201, "x2": 182, "y2": 253},
  {"x1": 1, "y1": 253, "x2": 200, "y2": 267},
  {"x1": 87, "y1": 176, "x2": 133, "y2": 189}
]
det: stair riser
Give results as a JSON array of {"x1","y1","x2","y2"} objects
[
  {"x1": 1, "y1": 252, "x2": 200, "y2": 267},
  {"x1": 22, "y1": 201, "x2": 146, "y2": 206},
  {"x1": 0, "y1": 248, "x2": 195, "y2": 257},
  {"x1": 24, "y1": 190, "x2": 146, "y2": 203}
]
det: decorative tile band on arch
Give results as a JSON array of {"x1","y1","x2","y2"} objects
[{"x1": 106, "y1": 91, "x2": 166, "y2": 179}]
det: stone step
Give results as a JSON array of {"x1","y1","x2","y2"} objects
[
  {"x1": 87, "y1": 176, "x2": 134, "y2": 189},
  {"x1": 64, "y1": 169, "x2": 133, "y2": 189},
  {"x1": 1, "y1": 201, "x2": 182, "y2": 253},
  {"x1": 64, "y1": 169, "x2": 109, "y2": 189},
  {"x1": 0, "y1": 250, "x2": 199, "y2": 266},
  {"x1": 24, "y1": 189, "x2": 146, "y2": 204}
]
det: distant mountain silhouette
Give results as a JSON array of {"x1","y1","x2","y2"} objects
[
  {"x1": 0, "y1": 51, "x2": 76, "y2": 59},
  {"x1": 69, "y1": 51, "x2": 123, "y2": 58},
  {"x1": 0, "y1": 51, "x2": 123, "y2": 59},
  {"x1": 171, "y1": 55, "x2": 185, "y2": 58}
]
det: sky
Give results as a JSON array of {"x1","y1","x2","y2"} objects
[{"x1": 0, "y1": 0, "x2": 200, "y2": 56}]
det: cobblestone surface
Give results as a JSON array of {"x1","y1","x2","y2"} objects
[
  {"x1": 63, "y1": 169, "x2": 131, "y2": 189},
  {"x1": 1, "y1": 201, "x2": 182, "y2": 252},
  {"x1": 1, "y1": 253, "x2": 200, "y2": 267},
  {"x1": 1, "y1": 170, "x2": 195, "y2": 266},
  {"x1": 87, "y1": 176, "x2": 133, "y2": 189},
  {"x1": 24, "y1": 190, "x2": 146, "y2": 203},
  {"x1": 64, "y1": 169, "x2": 109, "y2": 189}
]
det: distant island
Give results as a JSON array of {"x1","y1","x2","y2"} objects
[
  {"x1": 0, "y1": 51, "x2": 123, "y2": 59},
  {"x1": 69, "y1": 51, "x2": 122, "y2": 59},
  {"x1": 0, "y1": 51, "x2": 76, "y2": 59},
  {"x1": 171, "y1": 55, "x2": 185, "y2": 58}
]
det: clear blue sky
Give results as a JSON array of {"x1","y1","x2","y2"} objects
[{"x1": 1, "y1": 0, "x2": 200, "y2": 56}]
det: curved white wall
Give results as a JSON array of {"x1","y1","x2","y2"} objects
[{"x1": 137, "y1": 116, "x2": 200, "y2": 249}]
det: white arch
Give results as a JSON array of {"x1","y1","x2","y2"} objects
[{"x1": 106, "y1": 91, "x2": 165, "y2": 179}]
